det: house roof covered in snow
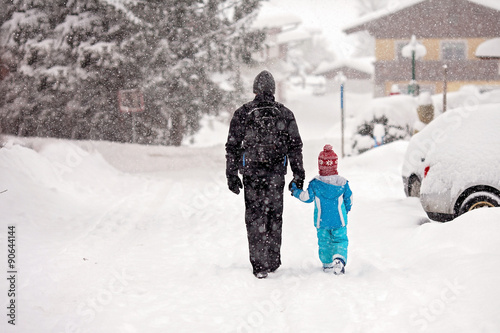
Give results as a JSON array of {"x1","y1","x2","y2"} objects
[
  {"x1": 314, "y1": 57, "x2": 375, "y2": 76},
  {"x1": 276, "y1": 28, "x2": 311, "y2": 44},
  {"x1": 252, "y1": 2, "x2": 302, "y2": 30},
  {"x1": 343, "y1": 0, "x2": 500, "y2": 38},
  {"x1": 343, "y1": 0, "x2": 423, "y2": 33}
]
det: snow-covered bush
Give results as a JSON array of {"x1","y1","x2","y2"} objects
[{"x1": 351, "y1": 94, "x2": 418, "y2": 154}]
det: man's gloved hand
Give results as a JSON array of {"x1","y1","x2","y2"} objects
[
  {"x1": 227, "y1": 175, "x2": 243, "y2": 195},
  {"x1": 289, "y1": 182, "x2": 299, "y2": 197},
  {"x1": 288, "y1": 176, "x2": 304, "y2": 192},
  {"x1": 295, "y1": 177, "x2": 304, "y2": 190}
]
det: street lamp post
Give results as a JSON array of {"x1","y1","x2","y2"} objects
[
  {"x1": 402, "y1": 35, "x2": 427, "y2": 96},
  {"x1": 443, "y1": 64, "x2": 448, "y2": 112},
  {"x1": 334, "y1": 71, "x2": 347, "y2": 158}
]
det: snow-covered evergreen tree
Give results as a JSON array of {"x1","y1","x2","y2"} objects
[{"x1": 0, "y1": 0, "x2": 264, "y2": 145}]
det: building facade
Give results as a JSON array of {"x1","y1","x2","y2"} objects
[{"x1": 344, "y1": 0, "x2": 500, "y2": 97}]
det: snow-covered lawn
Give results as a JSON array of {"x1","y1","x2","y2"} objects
[{"x1": 1, "y1": 90, "x2": 500, "y2": 332}]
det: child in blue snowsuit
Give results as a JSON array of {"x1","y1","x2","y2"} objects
[{"x1": 290, "y1": 145, "x2": 352, "y2": 274}]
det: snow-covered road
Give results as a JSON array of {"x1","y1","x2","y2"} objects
[{"x1": 1, "y1": 134, "x2": 500, "y2": 333}]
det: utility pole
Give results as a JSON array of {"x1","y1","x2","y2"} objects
[
  {"x1": 341, "y1": 81, "x2": 345, "y2": 158},
  {"x1": 443, "y1": 64, "x2": 448, "y2": 112},
  {"x1": 335, "y1": 71, "x2": 347, "y2": 158},
  {"x1": 402, "y1": 35, "x2": 427, "y2": 96}
]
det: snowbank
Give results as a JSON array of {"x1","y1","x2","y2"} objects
[{"x1": 0, "y1": 139, "x2": 125, "y2": 197}]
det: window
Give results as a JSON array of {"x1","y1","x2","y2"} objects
[{"x1": 441, "y1": 41, "x2": 467, "y2": 61}]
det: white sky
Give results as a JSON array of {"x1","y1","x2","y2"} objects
[{"x1": 269, "y1": 0, "x2": 359, "y2": 56}]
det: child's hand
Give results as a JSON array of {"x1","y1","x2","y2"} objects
[{"x1": 290, "y1": 182, "x2": 299, "y2": 196}]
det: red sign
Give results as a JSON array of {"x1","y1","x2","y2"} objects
[
  {"x1": 118, "y1": 89, "x2": 144, "y2": 113},
  {"x1": 0, "y1": 62, "x2": 9, "y2": 81}
]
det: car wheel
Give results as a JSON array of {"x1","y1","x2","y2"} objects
[
  {"x1": 408, "y1": 176, "x2": 421, "y2": 197},
  {"x1": 458, "y1": 191, "x2": 500, "y2": 215}
]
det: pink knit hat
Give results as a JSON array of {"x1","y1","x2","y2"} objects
[{"x1": 318, "y1": 144, "x2": 338, "y2": 176}]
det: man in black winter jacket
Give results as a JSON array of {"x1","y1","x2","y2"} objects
[{"x1": 225, "y1": 70, "x2": 305, "y2": 279}]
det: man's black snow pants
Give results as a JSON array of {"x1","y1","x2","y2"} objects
[{"x1": 243, "y1": 174, "x2": 285, "y2": 275}]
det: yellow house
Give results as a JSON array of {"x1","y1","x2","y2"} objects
[{"x1": 344, "y1": 0, "x2": 500, "y2": 96}]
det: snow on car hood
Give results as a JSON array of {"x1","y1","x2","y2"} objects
[{"x1": 420, "y1": 104, "x2": 500, "y2": 197}]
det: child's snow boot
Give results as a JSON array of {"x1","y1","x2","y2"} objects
[
  {"x1": 332, "y1": 258, "x2": 345, "y2": 275},
  {"x1": 322, "y1": 263, "x2": 334, "y2": 273},
  {"x1": 323, "y1": 259, "x2": 345, "y2": 275}
]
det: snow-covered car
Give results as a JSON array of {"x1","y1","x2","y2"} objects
[
  {"x1": 415, "y1": 104, "x2": 500, "y2": 221},
  {"x1": 402, "y1": 127, "x2": 430, "y2": 197},
  {"x1": 403, "y1": 87, "x2": 500, "y2": 197}
]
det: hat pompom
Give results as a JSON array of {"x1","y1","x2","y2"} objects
[{"x1": 323, "y1": 144, "x2": 333, "y2": 152}]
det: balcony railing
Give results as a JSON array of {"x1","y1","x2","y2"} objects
[{"x1": 375, "y1": 59, "x2": 500, "y2": 83}]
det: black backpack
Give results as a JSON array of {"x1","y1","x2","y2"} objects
[{"x1": 242, "y1": 104, "x2": 288, "y2": 167}]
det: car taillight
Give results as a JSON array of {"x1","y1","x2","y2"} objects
[{"x1": 424, "y1": 166, "x2": 430, "y2": 178}]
